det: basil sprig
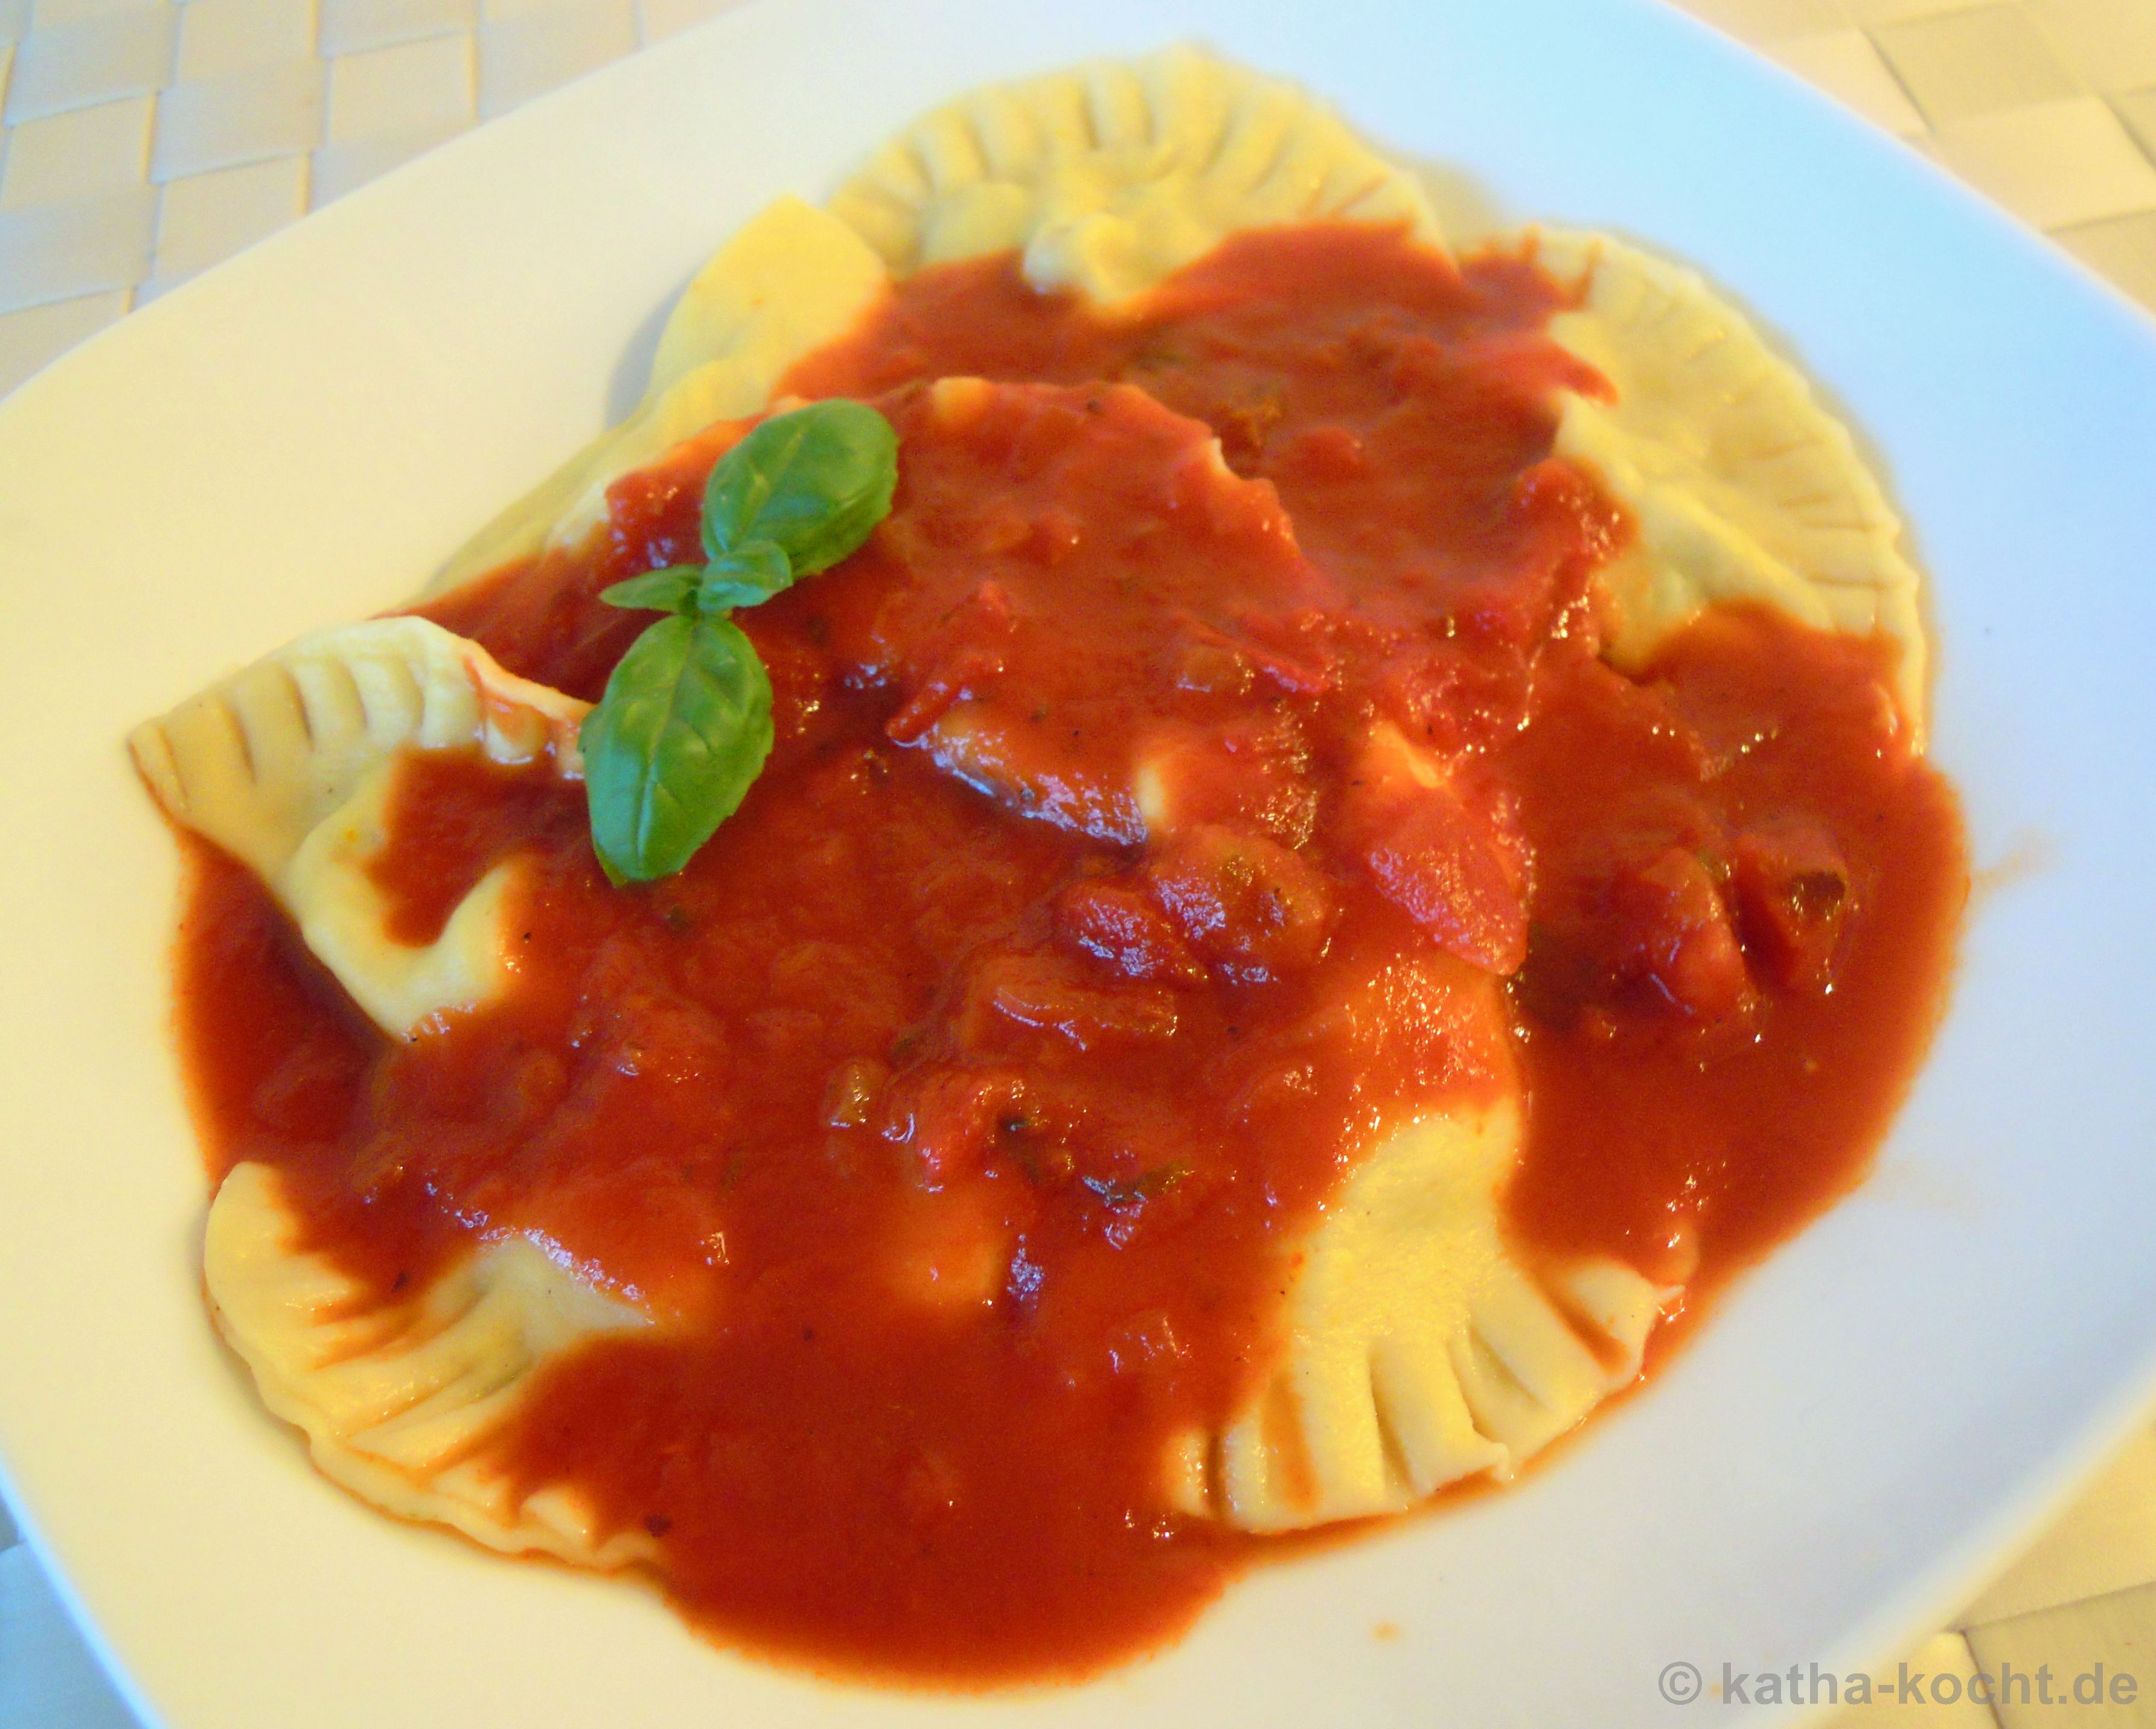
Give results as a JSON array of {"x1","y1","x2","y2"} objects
[{"x1": 580, "y1": 399, "x2": 898, "y2": 883}]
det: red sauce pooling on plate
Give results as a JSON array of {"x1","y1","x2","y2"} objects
[{"x1": 173, "y1": 227, "x2": 1964, "y2": 1683}]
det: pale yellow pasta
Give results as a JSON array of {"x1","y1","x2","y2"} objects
[
  {"x1": 130, "y1": 615, "x2": 586, "y2": 1035},
  {"x1": 206, "y1": 1162, "x2": 654, "y2": 1567},
  {"x1": 829, "y1": 45, "x2": 1442, "y2": 304},
  {"x1": 427, "y1": 196, "x2": 890, "y2": 596},
  {"x1": 1167, "y1": 1044, "x2": 1669, "y2": 1532},
  {"x1": 1537, "y1": 229, "x2": 1927, "y2": 738}
]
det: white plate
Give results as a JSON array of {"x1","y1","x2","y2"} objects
[{"x1": 4, "y1": 0, "x2": 2156, "y2": 1723}]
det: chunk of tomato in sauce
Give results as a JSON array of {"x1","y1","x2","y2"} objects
[{"x1": 1733, "y1": 820, "x2": 1853, "y2": 994}]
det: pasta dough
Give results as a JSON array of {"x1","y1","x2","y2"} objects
[
  {"x1": 426, "y1": 50, "x2": 1440, "y2": 601},
  {"x1": 130, "y1": 615, "x2": 586, "y2": 1035},
  {"x1": 206, "y1": 1161, "x2": 653, "y2": 1567},
  {"x1": 1169, "y1": 989, "x2": 1669, "y2": 1531},
  {"x1": 428, "y1": 196, "x2": 891, "y2": 595},
  {"x1": 1538, "y1": 229, "x2": 1927, "y2": 736},
  {"x1": 828, "y1": 45, "x2": 1442, "y2": 303}
]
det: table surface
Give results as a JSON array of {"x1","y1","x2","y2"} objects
[{"x1": 5, "y1": 1, "x2": 2156, "y2": 1724}]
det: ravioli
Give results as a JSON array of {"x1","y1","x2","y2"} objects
[
  {"x1": 205, "y1": 1161, "x2": 651, "y2": 1566},
  {"x1": 427, "y1": 48, "x2": 1441, "y2": 600},
  {"x1": 429, "y1": 196, "x2": 891, "y2": 594},
  {"x1": 130, "y1": 615, "x2": 586, "y2": 1035},
  {"x1": 1169, "y1": 1002, "x2": 1669, "y2": 1532},
  {"x1": 1537, "y1": 229, "x2": 1927, "y2": 733},
  {"x1": 135, "y1": 46, "x2": 1960, "y2": 1680},
  {"x1": 827, "y1": 45, "x2": 1441, "y2": 302}
]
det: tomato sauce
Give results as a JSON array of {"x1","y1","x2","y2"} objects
[{"x1": 172, "y1": 225, "x2": 1964, "y2": 1683}]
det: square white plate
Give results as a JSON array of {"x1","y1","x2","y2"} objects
[{"x1": 4, "y1": 0, "x2": 2156, "y2": 1724}]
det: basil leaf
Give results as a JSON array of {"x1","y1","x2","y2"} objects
[
  {"x1": 600, "y1": 566, "x2": 703, "y2": 615},
  {"x1": 580, "y1": 400, "x2": 897, "y2": 885},
  {"x1": 701, "y1": 400, "x2": 898, "y2": 575},
  {"x1": 580, "y1": 615, "x2": 774, "y2": 883},
  {"x1": 694, "y1": 539, "x2": 792, "y2": 614}
]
